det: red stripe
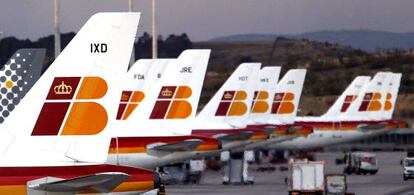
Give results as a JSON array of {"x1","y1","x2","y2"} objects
[
  {"x1": 294, "y1": 119, "x2": 401, "y2": 129},
  {"x1": 110, "y1": 136, "x2": 219, "y2": 148},
  {"x1": 0, "y1": 164, "x2": 154, "y2": 185}
]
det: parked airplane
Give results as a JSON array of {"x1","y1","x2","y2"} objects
[
  {"x1": 106, "y1": 49, "x2": 220, "y2": 169},
  {"x1": 0, "y1": 13, "x2": 159, "y2": 194},
  {"x1": 269, "y1": 72, "x2": 408, "y2": 150},
  {"x1": 244, "y1": 68, "x2": 312, "y2": 150},
  {"x1": 192, "y1": 63, "x2": 267, "y2": 150}
]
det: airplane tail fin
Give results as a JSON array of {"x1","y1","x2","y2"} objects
[
  {"x1": 340, "y1": 72, "x2": 391, "y2": 120},
  {"x1": 322, "y1": 76, "x2": 371, "y2": 118},
  {"x1": 382, "y1": 73, "x2": 402, "y2": 120},
  {"x1": 0, "y1": 48, "x2": 46, "y2": 124},
  {"x1": 195, "y1": 63, "x2": 261, "y2": 128},
  {"x1": 1, "y1": 13, "x2": 141, "y2": 163},
  {"x1": 249, "y1": 66, "x2": 281, "y2": 124},
  {"x1": 116, "y1": 59, "x2": 173, "y2": 120},
  {"x1": 267, "y1": 69, "x2": 306, "y2": 124},
  {"x1": 119, "y1": 50, "x2": 211, "y2": 136}
]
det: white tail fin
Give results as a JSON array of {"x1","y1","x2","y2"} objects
[
  {"x1": 116, "y1": 59, "x2": 173, "y2": 120},
  {"x1": 1, "y1": 13, "x2": 141, "y2": 163},
  {"x1": 267, "y1": 69, "x2": 306, "y2": 124},
  {"x1": 117, "y1": 49, "x2": 211, "y2": 136},
  {"x1": 249, "y1": 66, "x2": 281, "y2": 124},
  {"x1": 340, "y1": 72, "x2": 391, "y2": 121},
  {"x1": 195, "y1": 63, "x2": 261, "y2": 129},
  {"x1": 0, "y1": 48, "x2": 46, "y2": 124},
  {"x1": 382, "y1": 73, "x2": 401, "y2": 120},
  {"x1": 322, "y1": 76, "x2": 371, "y2": 118}
]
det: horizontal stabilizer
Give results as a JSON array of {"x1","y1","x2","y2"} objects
[
  {"x1": 150, "y1": 139, "x2": 204, "y2": 152},
  {"x1": 357, "y1": 122, "x2": 388, "y2": 132},
  {"x1": 241, "y1": 135, "x2": 299, "y2": 151},
  {"x1": 214, "y1": 132, "x2": 254, "y2": 141},
  {"x1": 28, "y1": 172, "x2": 129, "y2": 193}
]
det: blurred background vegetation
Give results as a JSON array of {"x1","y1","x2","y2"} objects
[{"x1": 1, "y1": 33, "x2": 413, "y2": 120}]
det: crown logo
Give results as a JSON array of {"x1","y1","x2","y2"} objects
[
  {"x1": 161, "y1": 88, "x2": 173, "y2": 97},
  {"x1": 54, "y1": 81, "x2": 72, "y2": 95},
  {"x1": 224, "y1": 92, "x2": 233, "y2": 99}
]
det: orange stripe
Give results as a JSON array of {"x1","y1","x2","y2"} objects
[
  {"x1": 250, "y1": 135, "x2": 267, "y2": 141},
  {"x1": 0, "y1": 182, "x2": 155, "y2": 194},
  {"x1": 110, "y1": 145, "x2": 219, "y2": 154},
  {"x1": 112, "y1": 181, "x2": 154, "y2": 192},
  {"x1": 195, "y1": 144, "x2": 219, "y2": 151},
  {"x1": 108, "y1": 147, "x2": 146, "y2": 154},
  {"x1": 0, "y1": 185, "x2": 26, "y2": 194}
]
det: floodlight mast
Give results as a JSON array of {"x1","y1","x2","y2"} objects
[
  {"x1": 152, "y1": 0, "x2": 157, "y2": 59},
  {"x1": 128, "y1": 0, "x2": 136, "y2": 69},
  {"x1": 54, "y1": 0, "x2": 61, "y2": 59}
]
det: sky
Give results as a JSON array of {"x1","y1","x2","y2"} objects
[{"x1": 0, "y1": 0, "x2": 414, "y2": 41}]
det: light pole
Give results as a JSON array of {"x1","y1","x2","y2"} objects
[
  {"x1": 128, "y1": 0, "x2": 135, "y2": 69},
  {"x1": 152, "y1": 0, "x2": 157, "y2": 59},
  {"x1": 54, "y1": 0, "x2": 61, "y2": 59}
]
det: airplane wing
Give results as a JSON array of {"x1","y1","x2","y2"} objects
[
  {"x1": 150, "y1": 139, "x2": 204, "y2": 152},
  {"x1": 28, "y1": 172, "x2": 129, "y2": 193}
]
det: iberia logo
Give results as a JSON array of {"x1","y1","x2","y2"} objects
[
  {"x1": 215, "y1": 90, "x2": 248, "y2": 116},
  {"x1": 384, "y1": 92, "x2": 392, "y2": 111},
  {"x1": 271, "y1": 92, "x2": 295, "y2": 114},
  {"x1": 32, "y1": 77, "x2": 108, "y2": 136},
  {"x1": 149, "y1": 86, "x2": 192, "y2": 119},
  {"x1": 251, "y1": 91, "x2": 269, "y2": 113},
  {"x1": 358, "y1": 92, "x2": 382, "y2": 111},
  {"x1": 116, "y1": 91, "x2": 145, "y2": 120},
  {"x1": 340, "y1": 95, "x2": 357, "y2": 112}
]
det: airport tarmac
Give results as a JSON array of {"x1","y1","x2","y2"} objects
[{"x1": 167, "y1": 151, "x2": 414, "y2": 195}]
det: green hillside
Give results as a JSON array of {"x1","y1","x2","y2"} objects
[{"x1": 194, "y1": 38, "x2": 414, "y2": 120}]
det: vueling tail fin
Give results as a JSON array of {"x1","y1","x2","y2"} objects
[
  {"x1": 322, "y1": 76, "x2": 371, "y2": 118},
  {"x1": 0, "y1": 48, "x2": 46, "y2": 124},
  {"x1": 118, "y1": 49, "x2": 211, "y2": 136},
  {"x1": 1, "y1": 13, "x2": 141, "y2": 163},
  {"x1": 340, "y1": 72, "x2": 391, "y2": 120},
  {"x1": 382, "y1": 73, "x2": 401, "y2": 120},
  {"x1": 249, "y1": 66, "x2": 281, "y2": 124},
  {"x1": 267, "y1": 69, "x2": 306, "y2": 124},
  {"x1": 195, "y1": 63, "x2": 261, "y2": 129}
]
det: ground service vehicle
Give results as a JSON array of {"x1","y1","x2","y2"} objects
[
  {"x1": 403, "y1": 157, "x2": 414, "y2": 180},
  {"x1": 344, "y1": 152, "x2": 378, "y2": 175},
  {"x1": 288, "y1": 159, "x2": 325, "y2": 195},
  {"x1": 326, "y1": 174, "x2": 349, "y2": 195}
]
